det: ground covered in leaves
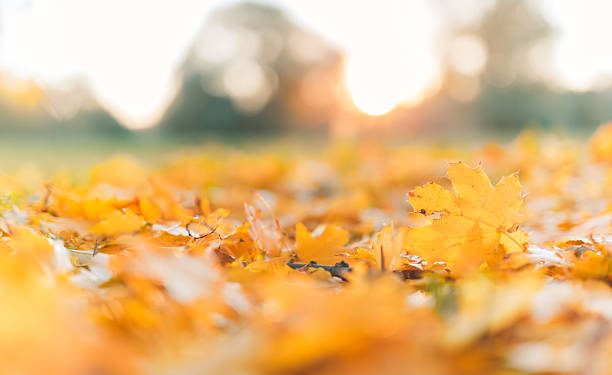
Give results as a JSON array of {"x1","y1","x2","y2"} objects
[{"x1": 1, "y1": 126, "x2": 612, "y2": 375}]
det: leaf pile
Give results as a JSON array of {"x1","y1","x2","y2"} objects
[{"x1": 0, "y1": 128, "x2": 611, "y2": 374}]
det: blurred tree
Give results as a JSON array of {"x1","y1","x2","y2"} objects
[
  {"x1": 431, "y1": 0, "x2": 612, "y2": 134},
  {"x1": 0, "y1": 76, "x2": 128, "y2": 137},
  {"x1": 476, "y1": 0, "x2": 612, "y2": 133},
  {"x1": 478, "y1": 0, "x2": 552, "y2": 87},
  {"x1": 473, "y1": 0, "x2": 553, "y2": 133},
  {"x1": 159, "y1": 2, "x2": 340, "y2": 137}
]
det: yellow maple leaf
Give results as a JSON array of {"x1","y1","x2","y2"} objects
[
  {"x1": 90, "y1": 209, "x2": 145, "y2": 236},
  {"x1": 82, "y1": 198, "x2": 117, "y2": 221},
  {"x1": 138, "y1": 196, "x2": 162, "y2": 223},
  {"x1": 90, "y1": 156, "x2": 146, "y2": 188},
  {"x1": 2, "y1": 226, "x2": 53, "y2": 264},
  {"x1": 573, "y1": 250, "x2": 611, "y2": 281},
  {"x1": 372, "y1": 224, "x2": 406, "y2": 271},
  {"x1": 295, "y1": 223, "x2": 349, "y2": 264},
  {"x1": 445, "y1": 271, "x2": 543, "y2": 346},
  {"x1": 405, "y1": 162, "x2": 527, "y2": 274},
  {"x1": 590, "y1": 122, "x2": 612, "y2": 162}
]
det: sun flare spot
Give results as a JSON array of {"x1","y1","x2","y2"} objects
[
  {"x1": 342, "y1": 0, "x2": 441, "y2": 117},
  {"x1": 345, "y1": 60, "x2": 400, "y2": 116}
]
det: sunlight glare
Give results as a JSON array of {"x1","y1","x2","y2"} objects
[
  {"x1": 345, "y1": 56, "x2": 401, "y2": 116},
  {"x1": 341, "y1": 0, "x2": 440, "y2": 116},
  {"x1": 0, "y1": 0, "x2": 215, "y2": 130}
]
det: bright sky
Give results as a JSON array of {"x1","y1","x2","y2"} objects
[{"x1": 0, "y1": 0, "x2": 611, "y2": 128}]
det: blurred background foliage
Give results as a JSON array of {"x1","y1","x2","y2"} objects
[{"x1": 1, "y1": 0, "x2": 612, "y2": 141}]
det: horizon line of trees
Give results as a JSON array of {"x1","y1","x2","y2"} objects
[{"x1": 1, "y1": 0, "x2": 612, "y2": 138}]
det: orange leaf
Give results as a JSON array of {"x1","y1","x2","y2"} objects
[
  {"x1": 295, "y1": 223, "x2": 349, "y2": 264},
  {"x1": 90, "y1": 209, "x2": 145, "y2": 235}
]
